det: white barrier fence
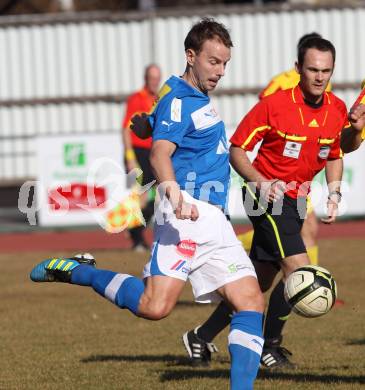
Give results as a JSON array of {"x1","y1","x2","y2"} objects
[
  {"x1": 20, "y1": 131, "x2": 365, "y2": 227},
  {"x1": 0, "y1": 4, "x2": 364, "y2": 218}
]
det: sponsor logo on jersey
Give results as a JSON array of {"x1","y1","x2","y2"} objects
[
  {"x1": 176, "y1": 239, "x2": 197, "y2": 258},
  {"x1": 283, "y1": 141, "x2": 302, "y2": 159},
  {"x1": 216, "y1": 137, "x2": 228, "y2": 154},
  {"x1": 308, "y1": 119, "x2": 319, "y2": 127},
  {"x1": 318, "y1": 145, "x2": 330, "y2": 159},
  {"x1": 204, "y1": 107, "x2": 218, "y2": 117},
  {"x1": 161, "y1": 120, "x2": 173, "y2": 130},
  {"x1": 191, "y1": 103, "x2": 221, "y2": 130},
  {"x1": 171, "y1": 98, "x2": 182, "y2": 122}
]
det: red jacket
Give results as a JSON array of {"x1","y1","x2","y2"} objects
[
  {"x1": 353, "y1": 86, "x2": 365, "y2": 106},
  {"x1": 230, "y1": 86, "x2": 349, "y2": 198},
  {"x1": 122, "y1": 87, "x2": 156, "y2": 149}
]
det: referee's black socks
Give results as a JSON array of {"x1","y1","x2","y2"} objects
[
  {"x1": 196, "y1": 280, "x2": 291, "y2": 345},
  {"x1": 263, "y1": 280, "x2": 291, "y2": 343},
  {"x1": 197, "y1": 301, "x2": 232, "y2": 342}
]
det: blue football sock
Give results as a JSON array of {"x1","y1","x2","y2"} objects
[
  {"x1": 228, "y1": 311, "x2": 264, "y2": 390},
  {"x1": 71, "y1": 266, "x2": 144, "y2": 315},
  {"x1": 71, "y1": 264, "x2": 97, "y2": 286},
  {"x1": 100, "y1": 273, "x2": 145, "y2": 315}
]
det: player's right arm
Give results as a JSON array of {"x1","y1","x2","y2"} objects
[
  {"x1": 149, "y1": 88, "x2": 198, "y2": 221},
  {"x1": 150, "y1": 140, "x2": 198, "y2": 221}
]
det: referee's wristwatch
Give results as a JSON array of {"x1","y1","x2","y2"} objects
[{"x1": 328, "y1": 190, "x2": 342, "y2": 203}]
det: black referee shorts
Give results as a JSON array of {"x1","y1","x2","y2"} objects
[{"x1": 242, "y1": 182, "x2": 307, "y2": 264}]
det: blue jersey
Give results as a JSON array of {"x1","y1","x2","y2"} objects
[{"x1": 149, "y1": 76, "x2": 230, "y2": 210}]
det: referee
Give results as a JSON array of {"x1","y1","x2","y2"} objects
[
  {"x1": 183, "y1": 36, "x2": 364, "y2": 369},
  {"x1": 122, "y1": 64, "x2": 161, "y2": 250},
  {"x1": 239, "y1": 32, "x2": 328, "y2": 268}
]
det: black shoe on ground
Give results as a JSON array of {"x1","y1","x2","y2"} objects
[
  {"x1": 182, "y1": 326, "x2": 218, "y2": 367},
  {"x1": 260, "y1": 337, "x2": 295, "y2": 369}
]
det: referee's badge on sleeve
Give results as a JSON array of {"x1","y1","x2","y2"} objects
[
  {"x1": 171, "y1": 98, "x2": 182, "y2": 122},
  {"x1": 283, "y1": 141, "x2": 302, "y2": 159}
]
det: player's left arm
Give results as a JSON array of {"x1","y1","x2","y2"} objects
[
  {"x1": 341, "y1": 104, "x2": 365, "y2": 153},
  {"x1": 321, "y1": 158, "x2": 343, "y2": 224},
  {"x1": 130, "y1": 113, "x2": 153, "y2": 139}
]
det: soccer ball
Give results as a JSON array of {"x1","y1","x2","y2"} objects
[{"x1": 284, "y1": 265, "x2": 337, "y2": 318}]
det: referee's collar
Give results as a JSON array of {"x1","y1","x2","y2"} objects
[{"x1": 290, "y1": 85, "x2": 331, "y2": 106}]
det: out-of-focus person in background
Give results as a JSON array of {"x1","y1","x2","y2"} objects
[
  {"x1": 122, "y1": 64, "x2": 161, "y2": 251},
  {"x1": 258, "y1": 33, "x2": 331, "y2": 100},
  {"x1": 239, "y1": 32, "x2": 329, "y2": 270},
  {"x1": 341, "y1": 79, "x2": 365, "y2": 152}
]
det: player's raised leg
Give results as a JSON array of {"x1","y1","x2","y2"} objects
[{"x1": 30, "y1": 254, "x2": 186, "y2": 320}]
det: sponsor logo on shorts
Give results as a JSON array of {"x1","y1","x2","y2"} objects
[
  {"x1": 170, "y1": 259, "x2": 190, "y2": 274},
  {"x1": 228, "y1": 263, "x2": 253, "y2": 273},
  {"x1": 228, "y1": 264, "x2": 238, "y2": 273},
  {"x1": 176, "y1": 239, "x2": 197, "y2": 258}
]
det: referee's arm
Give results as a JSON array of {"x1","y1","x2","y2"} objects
[
  {"x1": 322, "y1": 158, "x2": 343, "y2": 224},
  {"x1": 341, "y1": 103, "x2": 365, "y2": 153},
  {"x1": 229, "y1": 146, "x2": 266, "y2": 185},
  {"x1": 341, "y1": 126, "x2": 364, "y2": 153},
  {"x1": 229, "y1": 146, "x2": 285, "y2": 203}
]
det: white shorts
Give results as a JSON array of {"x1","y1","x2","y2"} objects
[{"x1": 142, "y1": 191, "x2": 257, "y2": 303}]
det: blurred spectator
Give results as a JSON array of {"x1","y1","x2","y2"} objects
[{"x1": 122, "y1": 64, "x2": 161, "y2": 251}]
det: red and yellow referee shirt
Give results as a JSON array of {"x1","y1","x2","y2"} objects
[
  {"x1": 259, "y1": 68, "x2": 331, "y2": 100},
  {"x1": 353, "y1": 83, "x2": 365, "y2": 106},
  {"x1": 353, "y1": 82, "x2": 365, "y2": 140},
  {"x1": 122, "y1": 87, "x2": 156, "y2": 149},
  {"x1": 230, "y1": 85, "x2": 349, "y2": 199}
]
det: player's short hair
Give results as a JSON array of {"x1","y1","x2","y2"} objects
[
  {"x1": 184, "y1": 18, "x2": 233, "y2": 54},
  {"x1": 297, "y1": 32, "x2": 322, "y2": 50},
  {"x1": 297, "y1": 37, "x2": 336, "y2": 66}
]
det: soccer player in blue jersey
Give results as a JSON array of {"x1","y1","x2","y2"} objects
[{"x1": 30, "y1": 18, "x2": 264, "y2": 390}]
